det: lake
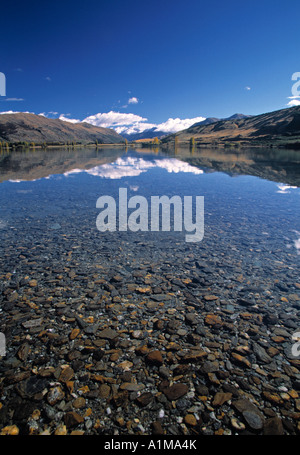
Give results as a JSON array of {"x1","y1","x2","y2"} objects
[{"x1": 0, "y1": 145, "x2": 299, "y2": 435}]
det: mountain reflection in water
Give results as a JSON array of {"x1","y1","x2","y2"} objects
[{"x1": 0, "y1": 146, "x2": 299, "y2": 186}]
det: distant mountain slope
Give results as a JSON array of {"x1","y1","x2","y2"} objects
[
  {"x1": 189, "y1": 118, "x2": 220, "y2": 128},
  {"x1": 226, "y1": 113, "x2": 252, "y2": 121},
  {"x1": 125, "y1": 114, "x2": 251, "y2": 141},
  {"x1": 122, "y1": 128, "x2": 168, "y2": 141},
  {"x1": 0, "y1": 113, "x2": 124, "y2": 144},
  {"x1": 161, "y1": 107, "x2": 300, "y2": 148},
  {"x1": 190, "y1": 114, "x2": 251, "y2": 129}
]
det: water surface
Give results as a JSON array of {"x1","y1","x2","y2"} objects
[{"x1": 0, "y1": 146, "x2": 299, "y2": 307}]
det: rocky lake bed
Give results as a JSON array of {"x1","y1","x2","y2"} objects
[
  {"x1": 0, "y1": 148, "x2": 299, "y2": 436},
  {"x1": 0, "y1": 228, "x2": 300, "y2": 436}
]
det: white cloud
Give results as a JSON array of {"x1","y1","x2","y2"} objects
[
  {"x1": 0, "y1": 110, "x2": 19, "y2": 114},
  {"x1": 128, "y1": 97, "x2": 138, "y2": 104},
  {"x1": 5, "y1": 98, "x2": 24, "y2": 101},
  {"x1": 0, "y1": 110, "x2": 32, "y2": 114},
  {"x1": 245, "y1": 86, "x2": 251, "y2": 91},
  {"x1": 287, "y1": 98, "x2": 300, "y2": 107},
  {"x1": 82, "y1": 111, "x2": 148, "y2": 129},
  {"x1": 82, "y1": 112, "x2": 206, "y2": 135},
  {"x1": 287, "y1": 95, "x2": 300, "y2": 107},
  {"x1": 153, "y1": 116, "x2": 206, "y2": 133},
  {"x1": 115, "y1": 122, "x2": 157, "y2": 135},
  {"x1": 59, "y1": 114, "x2": 81, "y2": 123}
]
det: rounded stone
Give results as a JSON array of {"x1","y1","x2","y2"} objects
[
  {"x1": 242, "y1": 411, "x2": 264, "y2": 430},
  {"x1": 184, "y1": 414, "x2": 197, "y2": 426}
]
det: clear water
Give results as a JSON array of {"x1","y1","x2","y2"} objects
[{"x1": 0, "y1": 146, "x2": 299, "y2": 303}]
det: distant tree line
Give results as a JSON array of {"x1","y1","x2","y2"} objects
[{"x1": 0, "y1": 138, "x2": 125, "y2": 151}]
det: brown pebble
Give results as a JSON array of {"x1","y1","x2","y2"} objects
[
  {"x1": 263, "y1": 417, "x2": 284, "y2": 435},
  {"x1": 73, "y1": 397, "x2": 86, "y2": 409},
  {"x1": 59, "y1": 366, "x2": 74, "y2": 383},
  {"x1": 146, "y1": 350, "x2": 164, "y2": 366},
  {"x1": 152, "y1": 421, "x2": 164, "y2": 435},
  {"x1": 99, "y1": 384, "x2": 111, "y2": 398},
  {"x1": 204, "y1": 295, "x2": 219, "y2": 301},
  {"x1": 154, "y1": 320, "x2": 164, "y2": 330},
  {"x1": 184, "y1": 414, "x2": 197, "y2": 426},
  {"x1": 164, "y1": 383, "x2": 188, "y2": 401},
  {"x1": 272, "y1": 336, "x2": 285, "y2": 343},
  {"x1": 17, "y1": 343, "x2": 30, "y2": 361},
  {"x1": 212, "y1": 392, "x2": 232, "y2": 407},
  {"x1": 136, "y1": 392, "x2": 153, "y2": 407},
  {"x1": 70, "y1": 328, "x2": 80, "y2": 340},
  {"x1": 231, "y1": 352, "x2": 251, "y2": 368},
  {"x1": 205, "y1": 314, "x2": 222, "y2": 326},
  {"x1": 263, "y1": 391, "x2": 283, "y2": 405}
]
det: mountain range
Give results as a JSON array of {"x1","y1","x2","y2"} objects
[
  {"x1": 1, "y1": 107, "x2": 300, "y2": 149},
  {"x1": 188, "y1": 113, "x2": 252, "y2": 128},
  {"x1": 161, "y1": 106, "x2": 300, "y2": 148},
  {"x1": 123, "y1": 114, "x2": 252, "y2": 141}
]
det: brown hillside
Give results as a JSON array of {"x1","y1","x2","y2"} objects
[{"x1": 0, "y1": 113, "x2": 124, "y2": 145}]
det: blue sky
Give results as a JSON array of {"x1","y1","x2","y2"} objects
[{"x1": 1, "y1": 0, "x2": 300, "y2": 134}]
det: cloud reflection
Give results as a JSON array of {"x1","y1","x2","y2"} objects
[
  {"x1": 64, "y1": 157, "x2": 203, "y2": 180},
  {"x1": 277, "y1": 183, "x2": 298, "y2": 193},
  {"x1": 295, "y1": 238, "x2": 300, "y2": 254},
  {"x1": 293, "y1": 231, "x2": 300, "y2": 255}
]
